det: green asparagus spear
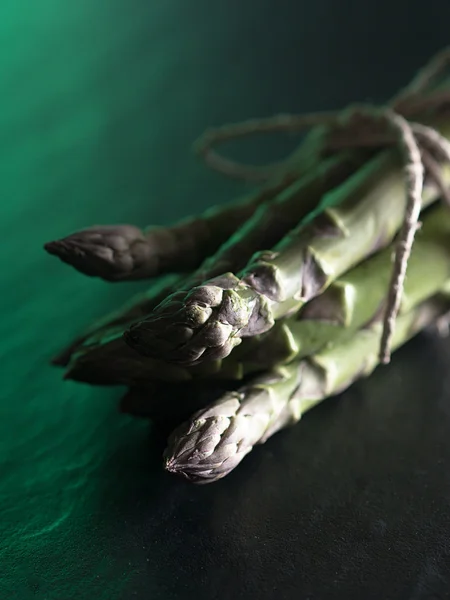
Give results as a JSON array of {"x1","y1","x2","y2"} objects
[
  {"x1": 164, "y1": 292, "x2": 449, "y2": 483},
  {"x1": 64, "y1": 203, "x2": 450, "y2": 386},
  {"x1": 44, "y1": 123, "x2": 340, "y2": 284},
  {"x1": 64, "y1": 331, "x2": 244, "y2": 385},
  {"x1": 125, "y1": 123, "x2": 450, "y2": 367},
  {"x1": 43, "y1": 170, "x2": 300, "y2": 282}
]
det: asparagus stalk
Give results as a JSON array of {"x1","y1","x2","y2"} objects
[
  {"x1": 43, "y1": 171, "x2": 300, "y2": 282},
  {"x1": 64, "y1": 331, "x2": 244, "y2": 385},
  {"x1": 164, "y1": 292, "x2": 450, "y2": 483},
  {"x1": 125, "y1": 121, "x2": 450, "y2": 366},
  {"x1": 63, "y1": 203, "x2": 450, "y2": 386},
  {"x1": 43, "y1": 125, "x2": 338, "y2": 283}
]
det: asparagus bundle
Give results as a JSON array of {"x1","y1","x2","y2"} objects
[
  {"x1": 164, "y1": 290, "x2": 450, "y2": 483},
  {"x1": 43, "y1": 48, "x2": 450, "y2": 488},
  {"x1": 64, "y1": 203, "x2": 450, "y2": 386}
]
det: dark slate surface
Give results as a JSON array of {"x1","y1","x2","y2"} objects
[{"x1": 1, "y1": 1, "x2": 450, "y2": 598}]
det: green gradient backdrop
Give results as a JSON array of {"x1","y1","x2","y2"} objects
[{"x1": 1, "y1": 1, "x2": 450, "y2": 598}]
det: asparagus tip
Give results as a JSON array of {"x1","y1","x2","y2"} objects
[
  {"x1": 44, "y1": 239, "x2": 81, "y2": 259},
  {"x1": 163, "y1": 457, "x2": 219, "y2": 484},
  {"x1": 44, "y1": 225, "x2": 150, "y2": 280},
  {"x1": 164, "y1": 456, "x2": 179, "y2": 473},
  {"x1": 163, "y1": 456, "x2": 199, "y2": 482},
  {"x1": 44, "y1": 237, "x2": 100, "y2": 276},
  {"x1": 125, "y1": 276, "x2": 273, "y2": 366}
]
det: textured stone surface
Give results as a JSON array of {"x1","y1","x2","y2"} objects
[{"x1": 1, "y1": 1, "x2": 450, "y2": 598}]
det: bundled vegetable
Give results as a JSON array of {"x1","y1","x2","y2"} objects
[{"x1": 44, "y1": 48, "x2": 450, "y2": 484}]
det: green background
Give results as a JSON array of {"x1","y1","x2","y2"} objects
[{"x1": 1, "y1": 1, "x2": 450, "y2": 598}]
